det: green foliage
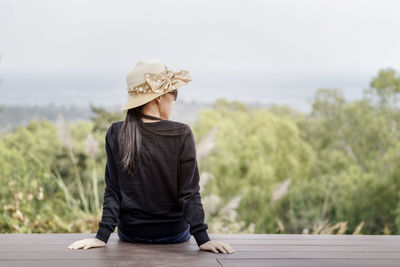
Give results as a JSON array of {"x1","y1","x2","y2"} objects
[
  {"x1": 194, "y1": 68, "x2": 400, "y2": 236},
  {"x1": 194, "y1": 99, "x2": 314, "y2": 234},
  {"x1": 0, "y1": 105, "x2": 125, "y2": 233},
  {"x1": 367, "y1": 67, "x2": 400, "y2": 107},
  {"x1": 89, "y1": 104, "x2": 124, "y2": 134}
]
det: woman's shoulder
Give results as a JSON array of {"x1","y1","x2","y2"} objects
[
  {"x1": 111, "y1": 120, "x2": 191, "y2": 131},
  {"x1": 162, "y1": 119, "x2": 191, "y2": 129}
]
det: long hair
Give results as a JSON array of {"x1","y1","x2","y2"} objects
[{"x1": 117, "y1": 103, "x2": 188, "y2": 176}]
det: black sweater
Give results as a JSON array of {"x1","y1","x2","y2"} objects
[{"x1": 95, "y1": 118, "x2": 211, "y2": 247}]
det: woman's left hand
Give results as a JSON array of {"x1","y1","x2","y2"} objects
[
  {"x1": 199, "y1": 240, "x2": 235, "y2": 254},
  {"x1": 68, "y1": 237, "x2": 106, "y2": 250}
]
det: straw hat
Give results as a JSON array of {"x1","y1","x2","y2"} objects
[{"x1": 120, "y1": 60, "x2": 192, "y2": 110}]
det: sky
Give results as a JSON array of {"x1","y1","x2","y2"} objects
[{"x1": 1, "y1": 0, "x2": 399, "y2": 112}]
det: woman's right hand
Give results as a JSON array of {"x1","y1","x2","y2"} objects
[
  {"x1": 68, "y1": 237, "x2": 106, "y2": 250},
  {"x1": 199, "y1": 240, "x2": 235, "y2": 254}
]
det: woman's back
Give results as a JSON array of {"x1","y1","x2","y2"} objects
[{"x1": 96, "y1": 120, "x2": 211, "y2": 247}]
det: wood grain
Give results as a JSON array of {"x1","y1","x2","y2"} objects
[{"x1": 1, "y1": 233, "x2": 399, "y2": 266}]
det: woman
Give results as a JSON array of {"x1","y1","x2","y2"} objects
[{"x1": 68, "y1": 60, "x2": 235, "y2": 254}]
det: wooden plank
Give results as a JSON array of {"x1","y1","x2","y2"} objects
[
  {"x1": 2, "y1": 234, "x2": 400, "y2": 247},
  {"x1": 219, "y1": 245, "x2": 400, "y2": 252},
  {"x1": 218, "y1": 258, "x2": 400, "y2": 267},
  {"x1": 1, "y1": 244, "x2": 399, "y2": 253},
  {"x1": 0, "y1": 246, "x2": 222, "y2": 261},
  {"x1": 210, "y1": 234, "x2": 400, "y2": 241},
  {"x1": 216, "y1": 251, "x2": 400, "y2": 259},
  {"x1": 0, "y1": 259, "x2": 221, "y2": 267}
]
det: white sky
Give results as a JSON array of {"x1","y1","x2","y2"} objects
[{"x1": 1, "y1": 0, "x2": 399, "y2": 111}]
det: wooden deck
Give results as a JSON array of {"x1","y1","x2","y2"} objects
[{"x1": 1, "y1": 233, "x2": 400, "y2": 266}]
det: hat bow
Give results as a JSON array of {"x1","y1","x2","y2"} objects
[{"x1": 144, "y1": 66, "x2": 191, "y2": 94}]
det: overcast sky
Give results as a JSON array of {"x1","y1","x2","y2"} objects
[{"x1": 1, "y1": 0, "x2": 399, "y2": 112}]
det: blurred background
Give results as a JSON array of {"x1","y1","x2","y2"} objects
[{"x1": 1, "y1": 0, "x2": 400, "y2": 236}]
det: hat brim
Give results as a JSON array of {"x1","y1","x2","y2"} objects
[{"x1": 120, "y1": 92, "x2": 167, "y2": 110}]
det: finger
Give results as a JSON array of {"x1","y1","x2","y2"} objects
[
  {"x1": 211, "y1": 247, "x2": 219, "y2": 254},
  {"x1": 71, "y1": 241, "x2": 82, "y2": 248},
  {"x1": 224, "y1": 243, "x2": 235, "y2": 253},
  {"x1": 73, "y1": 241, "x2": 85, "y2": 250},
  {"x1": 218, "y1": 243, "x2": 232, "y2": 254},
  {"x1": 68, "y1": 242, "x2": 80, "y2": 249},
  {"x1": 75, "y1": 243, "x2": 84, "y2": 249},
  {"x1": 222, "y1": 243, "x2": 232, "y2": 253},
  {"x1": 83, "y1": 244, "x2": 90, "y2": 249},
  {"x1": 223, "y1": 245, "x2": 233, "y2": 254},
  {"x1": 226, "y1": 245, "x2": 235, "y2": 253},
  {"x1": 68, "y1": 242, "x2": 77, "y2": 249},
  {"x1": 218, "y1": 245, "x2": 228, "y2": 254}
]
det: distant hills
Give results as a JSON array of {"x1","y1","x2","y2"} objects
[{"x1": 0, "y1": 99, "x2": 274, "y2": 134}]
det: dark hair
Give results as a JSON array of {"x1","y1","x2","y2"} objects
[{"x1": 117, "y1": 102, "x2": 188, "y2": 176}]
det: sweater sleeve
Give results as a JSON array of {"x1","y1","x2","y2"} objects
[
  {"x1": 95, "y1": 125, "x2": 121, "y2": 243},
  {"x1": 178, "y1": 126, "x2": 211, "y2": 247}
]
